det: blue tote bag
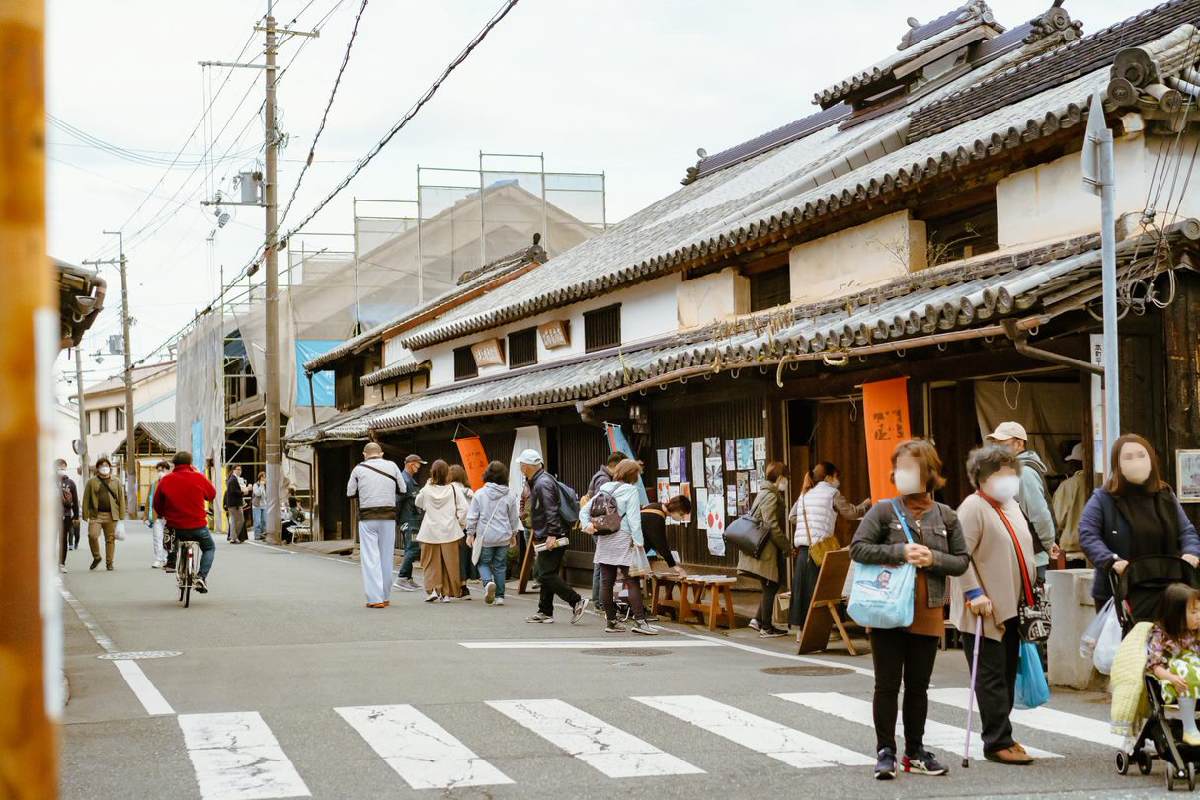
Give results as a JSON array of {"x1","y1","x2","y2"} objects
[{"x1": 846, "y1": 500, "x2": 917, "y2": 630}]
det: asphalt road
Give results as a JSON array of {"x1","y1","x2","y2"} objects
[{"x1": 59, "y1": 527, "x2": 1168, "y2": 800}]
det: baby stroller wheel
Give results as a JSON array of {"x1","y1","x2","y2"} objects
[
  {"x1": 1138, "y1": 750, "x2": 1153, "y2": 775},
  {"x1": 1117, "y1": 751, "x2": 1131, "y2": 775},
  {"x1": 1187, "y1": 762, "x2": 1196, "y2": 791},
  {"x1": 1167, "y1": 762, "x2": 1187, "y2": 791}
]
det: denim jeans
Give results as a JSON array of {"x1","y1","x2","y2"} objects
[
  {"x1": 478, "y1": 545, "x2": 509, "y2": 598},
  {"x1": 252, "y1": 507, "x2": 267, "y2": 539},
  {"x1": 397, "y1": 530, "x2": 421, "y2": 579},
  {"x1": 591, "y1": 562, "x2": 602, "y2": 604},
  {"x1": 175, "y1": 527, "x2": 215, "y2": 578}
]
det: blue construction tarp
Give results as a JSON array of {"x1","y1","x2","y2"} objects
[{"x1": 295, "y1": 340, "x2": 340, "y2": 407}]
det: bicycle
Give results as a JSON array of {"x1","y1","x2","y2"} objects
[{"x1": 163, "y1": 526, "x2": 198, "y2": 608}]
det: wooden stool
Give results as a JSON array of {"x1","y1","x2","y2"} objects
[
  {"x1": 650, "y1": 572, "x2": 685, "y2": 620},
  {"x1": 683, "y1": 576, "x2": 737, "y2": 631}
]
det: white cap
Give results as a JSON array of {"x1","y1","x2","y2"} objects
[
  {"x1": 987, "y1": 421, "x2": 1028, "y2": 442},
  {"x1": 517, "y1": 448, "x2": 544, "y2": 466},
  {"x1": 1066, "y1": 442, "x2": 1084, "y2": 462}
]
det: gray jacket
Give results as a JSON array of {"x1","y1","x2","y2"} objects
[
  {"x1": 466, "y1": 482, "x2": 521, "y2": 547},
  {"x1": 1017, "y1": 450, "x2": 1056, "y2": 567},
  {"x1": 850, "y1": 499, "x2": 969, "y2": 609},
  {"x1": 346, "y1": 458, "x2": 404, "y2": 512}
]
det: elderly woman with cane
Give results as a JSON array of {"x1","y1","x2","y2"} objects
[{"x1": 950, "y1": 444, "x2": 1039, "y2": 765}]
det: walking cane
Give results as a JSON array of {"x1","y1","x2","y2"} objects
[{"x1": 962, "y1": 615, "x2": 984, "y2": 768}]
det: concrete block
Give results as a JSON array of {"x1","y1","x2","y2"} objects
[{"x1": 1048, "y1": 569, "x2": 1099, "y2": 690}]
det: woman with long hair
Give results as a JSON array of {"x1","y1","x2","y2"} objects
[
  {"x1": 740, "y1": 461, "x2": 791, "y2": 639},
  {"x1": 416, "y1": 459, "x2": 469, "y2": 602},
  {"x1": 449, "y1": 463, "x2": 479, "y2": 594}
]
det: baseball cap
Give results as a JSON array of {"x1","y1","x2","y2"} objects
[
  {"x1": 517, "y1": 448, "x2": 544, "y2": 466},
  {"x1": 987, "y1": 421, "x2": 1028, "y2": 442},
  {"x1": 404, "y1": 454, "x2": 426, "y2": 465},
  {"x1": 1066, "y1": 442, "x2": 1084, "y2": 463}
]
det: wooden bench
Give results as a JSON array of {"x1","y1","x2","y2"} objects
[
  {"x1": 681, "y1": 575, "x2": 738, "y2": 631},
  {"x1": 649, "y1": 572, "x2": 686, "y2": 619}
]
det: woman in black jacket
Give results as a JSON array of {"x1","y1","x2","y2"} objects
[{"x1": 640, "y1": 495, "x2": 691, "y2": 576}]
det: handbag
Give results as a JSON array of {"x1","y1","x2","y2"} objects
[
  {"x1": 981, "y1": 493, "x2": 1052, "y2": 642},
  {"x1": 799, "y1": 491, "x2": 840, "y2": 567},
  {"x1": 1014, "y1": 640, "x2": 1051, "y2": 708},
  {"x1": 846, "y1": 499, "x2": 918, "y2": 630},
  {"x1": 724, "y1": 493, "x2": 771, "y2": 557}
]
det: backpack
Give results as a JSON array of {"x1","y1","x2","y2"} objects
[
  {"x1": 555, "y1": 477, "x2": 581, "y2": 525},
  {"x1": 60, "y1": 479, "x2": 73, "y2": 508},
  {"x1": 589, "y1": 489, "x2": 622, "y2": 535}
]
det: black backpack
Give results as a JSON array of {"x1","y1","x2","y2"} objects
[{"x1": 589, "y1": 489, "x2": 622, "y2": 535}]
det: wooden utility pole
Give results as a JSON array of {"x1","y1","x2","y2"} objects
[{"x1": 0, "y1": 1, "x2": 58, "y2": 797}]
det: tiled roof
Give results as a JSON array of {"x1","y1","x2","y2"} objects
[
  {"x1": 360, "y1": 354, "x2": 430, "y2": 386},
  {"x1": 139, "y1": 422, "x2": 177, "y2": 451},
  {"x1": 285, "y1": 398, "x2": 411, "y2": 445},
  {"x1": 909, "y1": 0, "x2": 1200, "y2": 141}
]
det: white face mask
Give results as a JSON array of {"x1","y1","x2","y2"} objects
[
  {"x1": 893, "y1": 468, "x2": 923, "y2": 496},
  {"x1": 777, "y1": 477, "x2": 789, "y2": 491},
  {"x1": 1120, "y1": 443, "x2": 1153, "y2": 485},
  {"x1": 98, "y1": 466, "x2": 111, "y2": 477},
  {"x1": 157, "y1": 470, "x2": 168, "y2": 478},
  {"x1": 984, "y1": 474, "x2": 1021, "y2": 503}
]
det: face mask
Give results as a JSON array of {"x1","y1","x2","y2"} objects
[
  {"x1": 894, "y1": 468, "x2": 923, "y2": 496},
  {"x1": 827, "y1": 478, "x2": 841, "y2": 490},
  {"x1": 1122, "y1": 460, "x2": 1152, "y2": 485},
  {"x1": 984, "y1": 474, "x2": 1020, "y2": 503},
  {"x1": 98, "y1": 466, "x2": 111, "y2": 476},
  {"x1": 157, "y1": 470, "x2": 168, "y2": 478},
  {"x1": 777, "y1": 477, "x2": 789, "y2": 491}
]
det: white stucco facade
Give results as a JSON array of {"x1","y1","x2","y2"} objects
[{"x1": 788, "y1": 210, "x2": 928, "y2": 304}]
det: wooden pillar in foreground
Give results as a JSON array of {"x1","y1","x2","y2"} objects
[{"x1": 0, "y1": 1, "x2": 57, "y2": 797}]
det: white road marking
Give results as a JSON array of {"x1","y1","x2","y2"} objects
[
  {"x1": 928, "y1": 687, "x2": 1125, "y2": 750},
  {"x1": 178, "y1": 712, "x2": 310, "y2": 800},
  {"x1": 59, "y1": 586, "x2": 116, "y2": 652},
  {"x1": 336, "y1": 705, "x2": 512, "y2": 790},
  {"x1": 488, "y1": 698, "x2": 704, "y2": 778},
  {"x1": 672, "y1": 629, "x2": 875, "y2": 677},
  {"x1": 113, "y1": 660, "x2": 175, "y2": 716},
  {"x1": 459, "y1": 639, "x2": 717, "y2": 649},
  {"x1": 776, "y1": 692, "x2": 1059, "y2": 760},
  {"x1": 634, "y1": 694, "x2": 874, "y2": 769}
]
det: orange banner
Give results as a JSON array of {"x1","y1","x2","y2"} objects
[
  {"x1": 862, "y1": 377, "x2": 912, "y2": 502},
  {"x1": 454, "y1": 436, "x2": 489, "y2": 491}
]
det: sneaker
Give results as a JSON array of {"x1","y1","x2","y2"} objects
[
  {"x1": 441, "y1": 595, "x2": 453, "y2": 603},
  {"x1": 194, "y1": 576, "x2": 209, "y2": 594},
  {"x1": 90, "y1": 557, "x2": 101, "y2": 570},
  {"x1": 748, "y1": 618, "x2": 761, "y2": 632},
  {"x1": 164, "y1": 565, "x2": 176, "y2": 573},
  {"x1": 424, "y1": 591, "x2": 440, "y2": 603},
  {"x1": 394, "y1": 578, "x2": 418, "y2": 591},
  {"x1": 458, "y1": 586, "x2": 471, "y2": 600},
  {"x1": 904, "y1": 750, "x2": 949, "y2": 776},
  {"x1": 605, "y1": 620, "x2": 627, "y2": 633},
  {"x1": 151, "y1": 561, "x2": 161, "y2": 569},
  {"x1": 759, "y1": 626, "x2": 787, "y2": 639},
  {"x1": 571, "y1": 599, "x2": 590, "y2": 624},
  {"x1": 59, "y1": 564, "x2": 67, "y2": 573},
  {"x1": 484, "y1": 581, "x2": 497, "y2": 605},
  {"x1": 643, "y1": 613, "x2": 660, "y2": 622},
  {"x1": 631, "y1": 619, "x2": 660, "y2": 636},
  {"x1": 526, "y1": 612, "x2": 554, "y2": 624},
  {"x1": 494, "y1": 597, "x2": 505, "y2": 606},
  {"x1": 106, "y1": 564, "x2": 114, "y2": 571},
  {"x1": 875, "y1": 747, "x2": 898, "y2": 780}
]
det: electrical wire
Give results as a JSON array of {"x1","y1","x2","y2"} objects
[
  {"x1": 279, "y1": 0, "x2": 369, "y2": 226},
  {"x1": 280, "y1": 0, "x2": 521, "y2": 241},
  {"x1": 46, "y1": 116, "x2": 261, "y2": 168}
]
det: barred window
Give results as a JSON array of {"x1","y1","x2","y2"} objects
[
  {"x1": 750, "y1": 265, "x2": 791, "y2": 311},
  {"x1": 453, "y1": 345, "x2": 478, "y2": 381},
  {"x1": 508, "y1": 327, "x2": 538, "y2": 368},
  {"x1": 584, "y1": 304, "x2": 621, "y2": 352}
]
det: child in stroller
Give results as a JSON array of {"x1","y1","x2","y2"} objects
[{"x1": 1112, "y1": 555, "x2": 1200, "y2": 791}]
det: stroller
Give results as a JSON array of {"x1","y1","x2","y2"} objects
[{"x1": 1112, "y1": 555, "x2": 1200, "y2": 791}]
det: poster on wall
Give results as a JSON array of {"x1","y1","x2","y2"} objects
[
  {"x1": 724, "y1": 440, "x2": 736, "y2": 471},
  {"x1": 690, "y1": 443, "x2": 704, "y2": 492},
  {"x1": 726, "y1": 485, "x2": 738, "y2": 516},
  {"x1": 736, "y1": 472, "x2": 751, "y2": 513},
  {"x1": 676, "y1": 448, "x2": 688, "y2": 483},
  {"x1": 695, "y1": 487, "x2": 709, "y2": 529},
  {"x1": 704, "y1": 457, "x2": 723, "y2": 495},
  {"x1": 656, "y1": 478, "x2": 671, "y2": 503},
  {"x1": 669, "y1": 447, "x2": 682, "y2": 482},
  {"x1": 706, "y1": 492, "x2": 726, "y2": 555},
  {"x1": 749, "y1": 474, "x2": 759, "y2": 494},
  {"x1": 1179, "y1": 450, "x2": 1200, "y2": 503},
  {"x1": 736, "y1": 438, "x2": 755, "y2": 470},
  {"x1": 657, "y1": 449, "x2": 669, "y2": 471},
  {"x1": 754, "y1": 437, "x2": 766, "y2": 461},
  {"x1": 704, "y1": 437, "x2": 721, "y2": 459}
]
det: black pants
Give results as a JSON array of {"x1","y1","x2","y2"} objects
[
  {"x1": 598, "y1": 563, "x2": 645, "y2": 622},
  {"x1": 869, "y1": 628, "x2": 940, "y2": 755},
  {"x1": 69, "y1": 517, "x2": 80, "y2": 549},
  {"x1": 959, "y1": 617, "x2": 1020, "y2": 753},
  {"x1": 758, "y1": 577, "x2": 780, "y2": 628},
  {"x1": 535, "y1": 546, "x2": 581, "y2": 617},
  {"x1": 789, "y1": 547, "x2": 820, "y2": 628},
  {"x1": 60, "y1": 516, "x2": 72, "y2": 566}
]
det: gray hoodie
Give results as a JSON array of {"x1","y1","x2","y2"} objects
[
  {"x1": 1017, "y1": 449, "x2": 1056, "y2": 567},
  {"x1": 466, "y1": 482, "x2": 521, "y2": 547}
]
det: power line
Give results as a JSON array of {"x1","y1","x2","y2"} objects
[
  {"x1": 47, "y1": 116, "x2": 262, "y2": 168},
  {"x1": 279, "y1": 0, "x2": 369, "y2": 226},
  {"x1": 280, "y1": 0, "x2": 521, "y2": 240}
]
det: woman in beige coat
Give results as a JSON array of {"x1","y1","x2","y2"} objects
[
  {"x1": 416, "y1": 459, "x2": 468, "y2": 603},
  {"x1": 739, "y1": 462, "x2": 790, "y2": 639},
  {"x1": 950, "y1": 444, "x2": 1037, "y2": 766}
]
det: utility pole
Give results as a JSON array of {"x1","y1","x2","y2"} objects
[
  {"x1": 0, "y1": 0, "x2": 57, "y2": 795},
  {"x1": 263, "y1": 6, "x2": 282, "y2": 542},
  {"x1": 84, "y1": 230, "x2": 137, "y2": 515},
  {"x1": 1081, "y1": 91, "x2": 1120, "y2": 474},
  {"x1": 74, "y1": 347, "x2": 90, "y2": 483}
]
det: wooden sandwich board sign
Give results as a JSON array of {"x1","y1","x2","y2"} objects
[{"x1": 796, "y1": 547, "x2": 858, "y2": 655}]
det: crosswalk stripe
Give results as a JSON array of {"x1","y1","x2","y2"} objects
[
  {"x1": 335, "y1": 705, "x2": 513, "y2": 790},
  {"x1": 178, "y1": 712, "x2": 310, "y2": 800},
  {"x1": 634, "y1": 694, "x2": 874, "y2": 769},
  {"x1": 487, "y1": 698, "x2": 704, "y2": 778},
  {"x1": 927, "y1": 688, "x2": 1125, "y2": 750},
  {"x1": 775, "y1": 692, "x2": 1060, "y2": 760}
]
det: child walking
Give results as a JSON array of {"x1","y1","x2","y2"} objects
[{"x1": 1148, "y1": 582, "x2": 1200, "y2": 745}]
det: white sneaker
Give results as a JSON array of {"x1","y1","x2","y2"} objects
[
  {"x1": 494, "y1": 597, "x2": 505, "y2": 606},
  {"x1": 152, "y1": 561, "x2": 161, "y2": 569},
  {"x1": 59, "y1": 564, "x2": 67, "y2": 573},
  {"x1": 440, "y1": 595, "x2": 453, "y2": 603},
  {"x1": 424, "y1": 591, "x2": 439, "y2": 603},
  {"x1": 484, "y1": 581, "x2": 497, "y2": 605}
]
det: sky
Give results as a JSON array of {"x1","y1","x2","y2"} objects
[{"x1": 48, "y1": 0, "x2": 1152, "y2": 398}]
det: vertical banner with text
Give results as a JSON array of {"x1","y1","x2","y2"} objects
[
  {"x1": 453, "y1": 436, "x2": 489, "y2": 491},
  {"x1": 604, "y1": 422, "x2": 649, "y2": 505},
  {"x1": 862, "y1": 377, "x2": 912, "y2": 502}
]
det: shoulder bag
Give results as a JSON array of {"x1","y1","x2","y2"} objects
[
  {"x1": 724, "y1": 494, "x2": 770, "y2": 558},
  {"x1": 471, "y1": 497, "x2": 505, "y2": 565},
  {"x1": 800, "y1": 491, "x2": 841, "y2": 567},
  {"x1": 981, "y1": 493, "x2": 1052, "y2": 642},
  {"x1": 846, "y1": 499, "x2": 918, "y2": 630}
]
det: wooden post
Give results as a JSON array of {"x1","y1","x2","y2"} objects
[
  {"x1": 1164, "y1": 272, "x2": 1200, "y2": 526},
  {"x1": 0, "y1": 1, "x2": 57, "y2": 796}
]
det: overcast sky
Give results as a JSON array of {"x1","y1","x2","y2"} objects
[{"x1": 48, "y1": 0, "x2": 1151, "y2": 396}]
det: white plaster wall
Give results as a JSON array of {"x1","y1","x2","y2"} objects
[
  {"x1": 677, "y1": 268, "x2": 749, "y2": 328},
  {"x1": 788, "y1": 210, "x2": 926, "y2": 304}
]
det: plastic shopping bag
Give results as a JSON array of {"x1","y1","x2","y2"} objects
[
  {"x1": 1081, "y1": 598, "x2": 1116, "y2": 660},
  {"x1": 628, "y1": 546, "x2": 651, "y2": 578},
  {"x1": 1093, "y1": 605, "x2": 1123, "y2": 675},
  {"x1": 114, "y1": 520, "x2": 126, "y2": 541},
  {"x1": 1014, "y1": 640, "x2": 1051, "y2": 709}
]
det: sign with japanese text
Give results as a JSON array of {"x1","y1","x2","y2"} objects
[
  {"x1": 470, "y1": 338, "x2": 506, "y2": 367},
  {"x1": 538, "y1": 320, "x2": 571, "y2": 350},
  {"x1": 453, "y1": 436, "x2": 489, "y2": 491},
  {"x1": 862, "y1": 377, "x2": 911, "y2": 502}
]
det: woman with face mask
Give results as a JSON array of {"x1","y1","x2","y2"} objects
[
  {"x1": 948, "y1": 444, "x2": 1038, "y2": 765},
  {"x1": 738, "y1": 461, "x2": 792, "y2": 639},
  {"x1": 1079, "y1": 434, "x2": 1200, "y2": 610},
  {"x1": 850, "y1": 439, "x2": 969, "y2": 780},
  {"x1": 81, "y1": 456, "x2": 127, "y2": 571},
  {"x1": 147, "y1": 460, "x2": 172, "y2": 568}
]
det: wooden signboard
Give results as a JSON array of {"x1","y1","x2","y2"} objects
[
  {"x1": 796, "y1": 547, "x2": 858, "y2": 655},
  {"x1": 471, "y1": 338, "x2": 506, "y2": 367},
  {"x1": 538, "y1": 319, "x2": 570, "y2": 350}
]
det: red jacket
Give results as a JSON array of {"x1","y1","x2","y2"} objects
[{"x1": 152, "y1": 465, "x2": 216, "y2": 530}]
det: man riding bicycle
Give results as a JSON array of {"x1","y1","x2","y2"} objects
[{"x1": 152, "y1": 450, "x2": 217, "y2": 593}]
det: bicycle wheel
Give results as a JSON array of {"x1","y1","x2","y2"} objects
[{"x1": 182, "y1": 545, "x2": 193, "y2": 609}]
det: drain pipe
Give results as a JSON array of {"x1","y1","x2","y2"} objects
[{"x1": 1002, "y1": 319, "x2": 1102, "y2": 375}]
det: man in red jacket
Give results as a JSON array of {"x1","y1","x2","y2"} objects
[{"x1": 153, "y1": 450, "x2": 217, "y2": 592}]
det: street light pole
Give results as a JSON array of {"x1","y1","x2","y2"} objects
[{"x1": 75, "y1": 347, "x2": 90, "y2": 483}]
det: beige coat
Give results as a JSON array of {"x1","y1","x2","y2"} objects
[
  {"x1": 950, "y1": 492, "x2": 1036, "y2": 642},
  {"x1": 415, "y1": 482, "x2": 468, "y2": 544},
  {"x1": 737, "y1": 480, "x2": 789, "y2": 584}
]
